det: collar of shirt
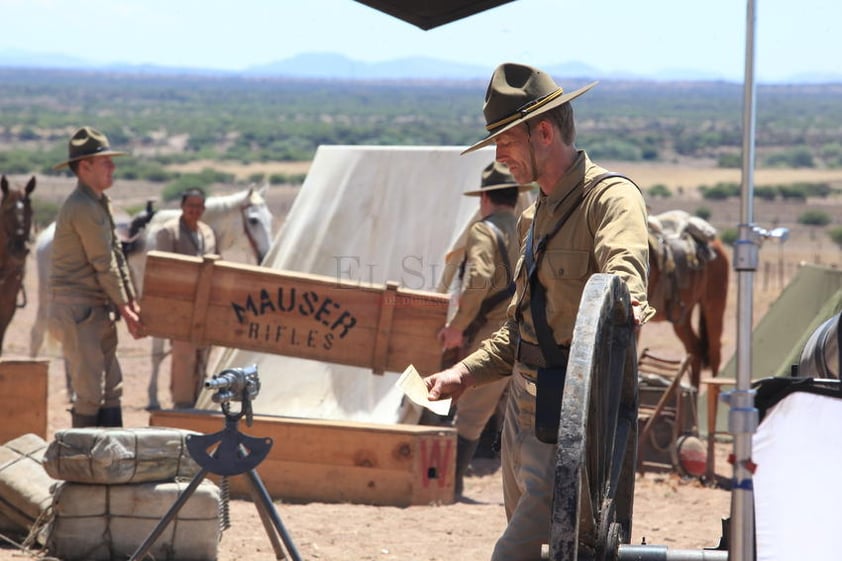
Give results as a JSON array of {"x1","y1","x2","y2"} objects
[
  {"x1": 537, "y1": 149, "x2": 588, "y2": 213},
  {"x1": 76, "y1": 181, "x2": 104, "y2": 201},
  {"x1": 483, "y1": 208, "x2": 516, "y2": 221}
]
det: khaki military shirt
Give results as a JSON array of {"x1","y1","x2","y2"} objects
[
  {"x1": 463, "y1": 151, "x2": 653, "y2": 384},
  {"x1": 447, "y1": 209, "x2": 519, "y2": 334},
  {"x1": 50, "y1": 183, "x2": 137, "y2": 306},
  {"x1": 156, "y1": 217, "x2": 217, "y2": 258}
]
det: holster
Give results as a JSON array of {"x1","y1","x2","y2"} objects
[{"x1": 534, "y1": 361, "x2": 568, "y2": 444}]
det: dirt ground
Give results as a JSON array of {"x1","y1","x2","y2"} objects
[{"x1": 0, "y1": 166, "x2": 838, "y2": 560}]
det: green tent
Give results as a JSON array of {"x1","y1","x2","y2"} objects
[{"x1": 706, "y1": 264, "x2": 842, "y2": 433}]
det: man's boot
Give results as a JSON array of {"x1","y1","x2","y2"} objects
[
  {"x1": 71, "y1": 410, "x2": 98, "y2": 428},
  {"x1": 454, "y1": 435, "x2": 481, "y2": 498},
  {"x1": 97, "y1": 407, "x2": 123, "y2": 427}
]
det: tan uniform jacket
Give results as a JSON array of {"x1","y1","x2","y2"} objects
[
  {"x1": 50, "y1": 183, "x2": 136, "y2": 306},
  {"x1": 155, "y1": 217, "x2": 217, "y2": 257},
  {"x1": 463, "y1": 151, "x2": 654, "y2": 384},
  {"x1": 447, "y1": 209, "x2": 519, "y2": 335}
]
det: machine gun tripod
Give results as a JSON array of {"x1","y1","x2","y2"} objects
[{"x1": 129, "y1": 365, "x2": 303, "y2": 561}]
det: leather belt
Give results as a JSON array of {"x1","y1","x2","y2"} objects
[
  {"x1": 516, "y1": 339, "x2": 569, "y2": 370},
  {"x1": 50, "y1": 293, "x2": 111, "y2": 307}
]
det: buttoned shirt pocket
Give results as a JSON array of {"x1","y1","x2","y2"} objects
[{"x1": 543, "y1": 249, "x2": 589, "y2": 280}]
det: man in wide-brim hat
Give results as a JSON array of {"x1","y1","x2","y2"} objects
[
  {"x1": 426, "y1": 63, "x2": 654, "y2": 560},
  {"x1": 52, "y1": 126, "x2": 128, "y2": 171},
  {"x1": 49, "y1": 126, "x2": 144, "y2": 429},
  {"x1": 438, "y1": 161, "x2": 530, "y2": 498}
]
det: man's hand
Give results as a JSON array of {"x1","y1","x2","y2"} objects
[
  {"x1": 631, "y1": 299, "x2": 643, "y2": 327},
  {"x1": 119, "y1": 302, "x2": 146, "y2": 339},
  {"x1": 424, "y1": 363, "x2": 474, "y2": 402},
  {"x1": 437, "y1": 325, "x2": 464, "y2": 351}
]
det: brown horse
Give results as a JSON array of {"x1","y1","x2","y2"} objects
[
  {"x1": 647, "y1": 225, "x2": 729, "y2": 389},
  {"x1": 0, "y1": 175, "x2": 36, "y2": 354}
]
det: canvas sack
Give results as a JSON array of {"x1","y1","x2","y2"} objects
[
  {"x1": 0, "y1": 433, "x2": 56, "y2": 535},
  {"x1": 43, "y1": 427, "x2": 201, "y2": 484},
  {"x1": 46, "y1": 478, "x2": 220, "y2": 561}
]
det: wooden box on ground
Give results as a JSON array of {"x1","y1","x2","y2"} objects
[
  {"x1": 0, "y1": 360, "x2": 48, "y2": 444},
  {"x1": 140, "y1": 251, "x2": 449, "y2": 374},
  {"x1": 149, "y1": 409, "x2": 456, "y2": 507}
]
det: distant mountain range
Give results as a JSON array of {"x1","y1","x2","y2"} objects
[{"x1": 1, "y1": 50, "x2": 840, "y2": 84}]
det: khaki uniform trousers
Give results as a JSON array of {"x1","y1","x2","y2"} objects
[
  {"x1": 491, "y1": 366, "x2": 555, "y2": 561},
  {"x1": 49, "y1": 302, "x2": 122, "y2": 417},
  {"x1": 170, "y1": 340, "x2": 209, "y2": 408}
]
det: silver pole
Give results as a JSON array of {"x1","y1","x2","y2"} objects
[{"x1": 729, "y1": 0, "x2": 759, "y2": 560}]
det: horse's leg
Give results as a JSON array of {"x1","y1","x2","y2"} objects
[
  {"x1": 147, "y1": 337, "x2": 168, "y2": 410},
  {"x1": 699, "y1": 247, "x2": 729, "y2": 377},
  {"x1": 0, "y1": 300, "x2": 13, "y2": 355},
  {"x1": 29, "y1": 309, "x2": 45, "y2": 358},
  {"x1": 671, "y1": 319, "x2": 704, "y2": 389}
]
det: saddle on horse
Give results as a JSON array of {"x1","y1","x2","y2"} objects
[
  {"x1": 116, "y1": 200, "x2": 156, "y2": 257},
  {"x1": 648, "y1": 210, "x2": 719, "y2": 324}
]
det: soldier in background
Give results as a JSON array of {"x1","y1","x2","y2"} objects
[
  {"x1": 49, "y1": 126, "x2": 144, "y2": 428},
  {"x1": 156, "y1": 188, "x2": 217, "y2": 408},
  {"x1": 438, "y1": 161, "x2": 530, "y2": 498}
]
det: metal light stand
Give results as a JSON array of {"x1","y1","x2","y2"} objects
[
  {"x1": 129, "y1": 366, "x2": 303, "y2": 561},
  {"x1": 726, "y1": 3, "x2": 761, "y2": 560},
  {"x1": 725, "y1": 2, "x2": 786, "y2": 560}
]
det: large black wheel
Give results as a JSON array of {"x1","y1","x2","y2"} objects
[{"x1": 549, "y1": 274, "x2": 639, "y2": 561}]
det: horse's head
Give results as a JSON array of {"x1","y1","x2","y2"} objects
[
  {"x1": 239, "y1": 184, "x2": 274, "y2": 264},
  {"x1": 0, "y1": 175, "x2": 36, "y2": 262}
]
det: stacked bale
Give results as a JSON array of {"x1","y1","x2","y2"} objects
[
  {"x1": 0, "y1": 433, "x2": 56, "y2": 538},
  {"x1": 41, "y1": 427, "x2": 220, "y2": 561}
]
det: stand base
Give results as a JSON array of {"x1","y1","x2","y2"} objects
[{"x1": 128, "y1": 467, "x2": 302, "y2": 561}]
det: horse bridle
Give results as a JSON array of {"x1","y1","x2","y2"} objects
[
  {"x1": 0, "y1": 196, "x2": 32, "y2": 308},
  {"x1": 239, "y1": 198, "x2": 264, "y2": 264}
]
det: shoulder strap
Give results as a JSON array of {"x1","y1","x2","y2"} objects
[
  {"x1": 522, "y1": 172, "x2": 630, "y2": 363},
  {"x1": 482, "y1": 218, "x2": 514, "y2": 284},
  {"x1": 461, "y1": 218, "x2": 517, "y2": 340}
]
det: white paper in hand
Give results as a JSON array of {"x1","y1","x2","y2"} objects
[{"x1": 397, "y1": 365, "x2": 452, "y2": 416}]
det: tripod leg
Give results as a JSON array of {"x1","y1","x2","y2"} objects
[
  {"x1": 128, "y1": 469, "x2": 209, "y2": 561},
  {"x1": 248, "y1": 477, "x2": 287, "y2": 560},
  {"x1": 246, "y1": 469, "x2": 304, "y2": 561}
]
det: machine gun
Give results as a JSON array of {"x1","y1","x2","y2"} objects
[
  {"x1": 205, "y1": 365, "x2": 261, "y2": 425},
  {"x1": 129, "y1": 365, "x2": 302, "y2": 561}
]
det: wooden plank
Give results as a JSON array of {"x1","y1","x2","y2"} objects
[
  {"x1": 371, "y1": 282, "x2": 399, "y2": 375},
  {"x1": 141, "y1": 252, "x2": 449, "y2": 373},
  {"x1": 0, "y1": 360, "x2": 48, "y2": 443},
  {"x1": 149, "y1": 410, "x2": 455, "y2": 506},
  {"x1": 190, "y1": 255, "x2": 218, "y2": 344}
]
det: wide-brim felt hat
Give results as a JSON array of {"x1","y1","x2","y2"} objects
[
  {"x1": 462, "y1": 63, "x2": 598, "y2": 155},
  {"x1": 463, "y1": 161, "x2": 533, "y2": 196},
  {"x1": 53, "y1": 126, "x2": 127, "y2": 170}
]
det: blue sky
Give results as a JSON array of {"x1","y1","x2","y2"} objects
[{"x1": 1, "y1": 0, "x2": 839, "y2": 82}]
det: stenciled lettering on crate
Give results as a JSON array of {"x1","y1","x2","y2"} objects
[{"x1": 230, "y1": 284, "x2": 359, "y2": 350}]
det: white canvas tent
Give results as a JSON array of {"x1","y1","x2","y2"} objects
[{"x1": 196, "y1": 144, "x2": 532, "y2": 425}]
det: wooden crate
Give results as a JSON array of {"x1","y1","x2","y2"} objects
[
  {"x1": 140, "y1": 251, "x2": 449, "y2": 374},
  {"x1": 149, "y1": 409, "x2": 455, "y2": 507},
  {"x1": 0, "y1": 360, "x2": 48, "y2": 444}
]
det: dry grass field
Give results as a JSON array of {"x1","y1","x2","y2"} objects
[{"x1": 0, "y1": 158, "x2": 840, "y2": 561}]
